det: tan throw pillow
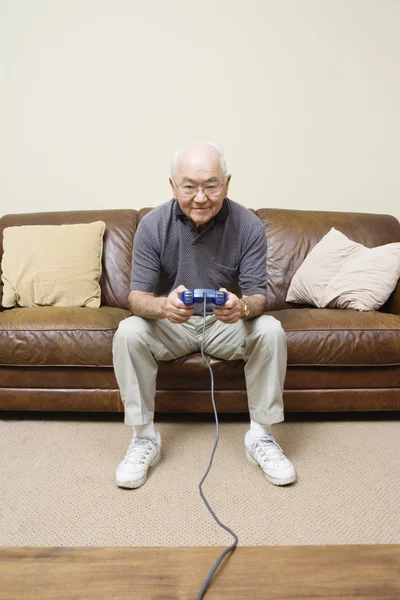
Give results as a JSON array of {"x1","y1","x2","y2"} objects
[
  {"x1": 286, "y1": 227, "x2": 400, "y2": 311},
  {"x1": 1, "y1": 221, "x2": 106, "y2": 308}
]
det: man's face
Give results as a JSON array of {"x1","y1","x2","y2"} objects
[{"x1": 169, "y1": 147, "x2": 231, "y2": 229}]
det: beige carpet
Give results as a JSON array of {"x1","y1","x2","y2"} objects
[{"x1": 1, "y1": 415, "x2": 399, "y2": 547}]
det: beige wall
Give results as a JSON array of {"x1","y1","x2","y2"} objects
[{"x1": 1, "y1": 0, "x2": 399, "y2": 220}]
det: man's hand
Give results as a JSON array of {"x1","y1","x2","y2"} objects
[
  {"x1": 213, "y1": 287, "x2": 243, "y2": 323},
  {"x1": 164, "y1": 285, "x2": 195, "y2": 323}
]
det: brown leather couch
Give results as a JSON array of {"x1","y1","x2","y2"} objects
[{"x1": 1, "y1": 208, "x2": 399, "y2": 414}]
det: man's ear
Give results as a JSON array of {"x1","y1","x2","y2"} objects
[
  {"x1": 169, "y1": 177, "x2": 177, "y2": 199},
  {"x1": 224, "y1": 174, "x2": 232, "y2": 196}
]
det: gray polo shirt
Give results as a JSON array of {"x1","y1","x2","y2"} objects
[{"x1": 130, "y1": 198, "x2": 267, "y2": 313}]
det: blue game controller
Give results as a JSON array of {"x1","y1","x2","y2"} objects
[{"x1": 180, "y1": 289, "x2": 228, "y2": 306}]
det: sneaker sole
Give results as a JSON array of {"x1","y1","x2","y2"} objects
[
  {"x1": 246, "y1": 451, "x2": 296, "y2": 486},
  {"x1": 116, "y1": 452, "x2": 161, "y2": 489}
]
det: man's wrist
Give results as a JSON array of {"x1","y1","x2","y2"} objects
[
  {"x1": 240, "y1": 298, "x2": 251, "y2": 319},
  {"x1": 159, "y1": 296, "x2": 168, "y2": 319}
]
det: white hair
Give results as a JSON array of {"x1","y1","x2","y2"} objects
[{"x1": 170, "y1": 141, "x2": 227, "y2": 180}]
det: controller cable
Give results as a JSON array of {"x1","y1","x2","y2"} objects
[{"x1": 196, "y1": 293, "x2": 239, "y2": 599}]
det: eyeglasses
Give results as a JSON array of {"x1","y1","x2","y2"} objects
[{"x1": 174, "y1": 180, "x2": 225, "y2": 199}]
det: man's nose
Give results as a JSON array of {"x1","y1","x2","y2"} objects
[{"x1": 194, "y1": 188, "x2": 207, "y2": 202}]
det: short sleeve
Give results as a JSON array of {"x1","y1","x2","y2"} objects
[
  {"x1": 239, "y1": 223, "x2": 268, "y2": 296},
  {"x1": 130, "y1": 220, "x2": 161, "y2": 292}
]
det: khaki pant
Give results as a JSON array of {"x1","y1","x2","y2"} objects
[{"x1": 112, "y1": 314, "x2": 287, "y2": 426}]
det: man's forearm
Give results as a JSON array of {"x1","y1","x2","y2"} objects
[
  {"x1": 242, "y1": 294, "x2": 267, "y2": 319},
  {"x1": 128, "y1": 291, "x2": 166, "y2": 320}
]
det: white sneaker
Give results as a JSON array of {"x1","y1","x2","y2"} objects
[
  {"x1": 116, "y1": 431, "x2": 161, "y2": 489},
  {"x1": 245, "y1": 431, "x2": 296, "y2": 486}
]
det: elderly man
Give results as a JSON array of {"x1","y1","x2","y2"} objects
[{"x1": 113, "y1": 141, "x2": 296, "y2": 489}]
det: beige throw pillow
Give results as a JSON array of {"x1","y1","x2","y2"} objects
[
  {"x1": 1, "y1": 221, "x2": 106, "y2": 308},
  {"x1": 286, "y1": 227, "x2": 400, "y2": 311}
]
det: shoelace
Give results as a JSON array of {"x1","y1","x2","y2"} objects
[
  {"x1": 251, "y1": 435, "x2": 285, "y2": 463},
  {"x1": 123, "y1": 437, "x2": 154, "y2": 466}
]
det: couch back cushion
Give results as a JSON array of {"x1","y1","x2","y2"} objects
[
  {"x1": 3, "y1": 207, "x2": 399, "y2": 312},
  {"x1": 0, "y1": 210, "x2": 137, "y2": 310},
  {"x1": 255, "y1": 209, "x2": 400, "y2": 311}
]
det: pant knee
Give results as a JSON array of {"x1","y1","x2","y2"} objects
[
  {"x1": 254, "y1": 316, "x2": 285, "y2": 337},
  {"x1": 113, "y1": 316, "x2": 150, "y2": 350},
  {"x1": 251, "y1": 316, "x2": 286, "y2": 352}
]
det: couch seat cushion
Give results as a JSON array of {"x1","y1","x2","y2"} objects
[
  {"x1": 273, "y1": 308, "x2": 400, "y2": 367},
  {"x1": 0, "y1": 307, "x2": 130, "y2": 367}
]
